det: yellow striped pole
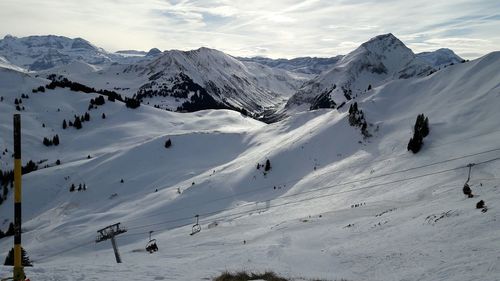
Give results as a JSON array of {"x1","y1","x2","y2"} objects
[{"x1": 13, "y1": 114, "x2": 25, "y2": 281}]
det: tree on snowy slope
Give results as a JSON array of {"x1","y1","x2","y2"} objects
[
  {"x1": 264, "y1": 159, "x2": 272, "y2": 172},
  {"x1": 73, "y1": 116, "x2": 82, "y2": 129},
  {"x1": 4, "y1": 247, "x2": 32, "y2": 266},
  {"x1": 407, "y1": 114, "x2": 429, "y2": 153},
  {"x1": 125, "y1": 97, "x2": 141, "y2": 109},
  {"x1": 348, "y1": 102, "x2": 371, "y2": 138},
  {"x1": 164, "y1": 138, "x2": 172, "y2": 148},
  {"x1": 310, "y1": 86, "x2": 337, "y2": 110},
  {"x1": 52, "y1": 134, "x2": 60, "y2": 146}
]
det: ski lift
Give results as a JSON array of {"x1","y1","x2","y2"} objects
[
  {"x1": 463, "y1": 163, "x2": 475, "y2": 198},
  {"x1": 145, "y1": 231, "x2": 158, "y2": 253},
  {"x1": 190, "y1": 215, "x2": 201, "y2": 236}
]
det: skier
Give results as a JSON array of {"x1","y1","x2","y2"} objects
[{"x1": 463, "y1": 183, "x2": 473, "y2": 198}]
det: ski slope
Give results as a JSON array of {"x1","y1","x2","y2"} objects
[{"x1": 0, "y1": 50, "x2": 499, "y2": 281}]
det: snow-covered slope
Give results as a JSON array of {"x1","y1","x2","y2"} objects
[
  {"x1": 0, "y1": 55, "x2": 26, "y2": 72},
  {"x1": 417, "y1": 48, "x2": 464, "y2": 68},
  {"x1": 0, "y1": 49, "x2": 499, "y2": 281},
  {"x1": 286, "y1": 33, "x2": 436, "y2": 111},
  {"x1": 238, "y1": 56, "x2": 343, "y2": 75}
]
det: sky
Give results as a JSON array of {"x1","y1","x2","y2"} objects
[{"x1": 0, "y1": 0, "x2": 498, "y2": 59}]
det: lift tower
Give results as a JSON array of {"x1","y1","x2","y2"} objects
[{"x1": 95, "y1": 223, "x2": 127, "y2": 263}]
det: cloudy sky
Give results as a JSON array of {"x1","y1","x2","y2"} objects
[{"x1": 0, "y1": 0, "x2": 498, "y2": 59}]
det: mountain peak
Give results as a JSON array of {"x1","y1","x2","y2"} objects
[
  {"x1": 71, "y1": 37, "x2": 97, "y2": 50},
  {"x1": 286, "y1": 33, "x2": 433, "y2": 110},
  {"x1": 191, "y1": 46, "x2": 224, "y2": 55},
  {"x1": 359, "y1": 33, "x2": 410, "y2": 54},
  {"x1": 3, "y1": 34, "x2": 16, "y2": 40},
  {"x1": 146, "y1": 48, "x2": 162, "y2": 57},
  {"x1": 416, "y1": 48, "x2": 463, "y2": 67}
]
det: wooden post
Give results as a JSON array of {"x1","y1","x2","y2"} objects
[{"x1": 13, "y1": 114, "x2": 25, "y2": 281}]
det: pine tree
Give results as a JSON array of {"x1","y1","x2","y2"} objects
[
  {"x1": 69, "y1": 184, "x2": 75, "y2": 192},
  {"x1": 52, "y1": 135, "x2": 60, "y2": 146},
  {"x1": 62, "y1": 119, "x2": 67, "y2": 129},
  {"x1": 74, "y1": 116, "x2": 82, "y2": 129},
  {"x1": 4, "y1": 247, "x2": 32, "y2": 266},
  {"x1": 95, "y1": 95, "x2": 105, "y2": 105},
  {"x1": 264, "y1": 159, "x2": 271, "y2": 172},
  {"x1": 5, "y1": 222, "x2": 14, "y2": 236},
  {"x1": 84, "y1": 112, "x2": 90, "y2": 122},
  {"x1": 422, "y1": 117, "x2": 429, "y2": 137},
  {"x1": 43, "y1": 137, "x2": 52, "y2": 146},
  {"x1": 408, "y1": 114, "x2": 430, "y2": 154},
  {"x1": 102, "y1": 113, "x2": 106, "y2": 119},
  {"x1": 164, "y1": 138, "x2": 172, "y2": 148}
]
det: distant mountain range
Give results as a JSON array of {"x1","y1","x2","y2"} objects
[{"x1": 0, "y1": 33, "x2": 464, "y2": 120}]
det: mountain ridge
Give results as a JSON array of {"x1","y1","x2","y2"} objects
[{"x1": 285, "y1": 33, "x2": 438, "y2": 111}]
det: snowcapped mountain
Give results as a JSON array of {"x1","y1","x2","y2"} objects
[
  {"x1": 0, "y1": 35, "x2": 111, "y2": 70},
  {"x1": 0, "y1": 34, "x2": 469, "y2": 121},
  {"x1": 145, "y1": 48, "x2": 162, "y2": 57},
  {"x1": 0, "y1": 48, "x2": 499, "y2": 280},
  {"x1": 286, "y1": 33, "x2": 436, "y2": 111},
  {"x1": 43, "y1": 47, "x2": 310, "y2": 117},
  {"x1": 129, "y1": 47, "x2": 310, "y2": 114},
  {"x1": 238, "y1": 56, "x2": 343, "y2": 75},
  {"x1": 0, "y1": 35, "x2": 154, "y2": 71},
  {"x1": 417, "y1": 48, "x2": 464, "y2": 68}
]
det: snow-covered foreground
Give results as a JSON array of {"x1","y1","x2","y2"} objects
[{"x1": 0, "y1": 52, "x2": 499, "y2": 281}]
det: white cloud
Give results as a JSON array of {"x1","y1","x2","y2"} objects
[{"x1": 0, "y1": 0, "x2": 497, "y2": 59}]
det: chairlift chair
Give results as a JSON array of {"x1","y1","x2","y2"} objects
[
  {"x1": 463, "y1": 163, "x2": 475, "y2": 198},
  {"x1": 190, "y1": 215, "x2": 201, "y2": 236},
  {"x1": 145, "y1": 231, "x2": 159, "y2": 253}
]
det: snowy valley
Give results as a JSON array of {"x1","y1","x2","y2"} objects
[{"x1": 0, "y1": 33, "x2": 499, "y2": 281}]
